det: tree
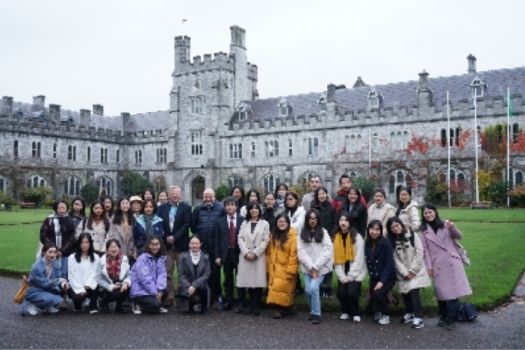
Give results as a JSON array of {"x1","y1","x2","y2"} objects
[
  {"x1": 80, "y1": 183, "x2": 99, "y2": 204},
  {"x1": 352, "y1": 176, "x2": 376, "y2": 202},
  {"x1": 215, "y1": 184, "x2": 229, "y2": 201},
  {"x1": 425, "y1": 175, "x2": 447, "y2": 206},
  {"x1": 121, "y1": 171, "x2": 152, "y2": 197}
]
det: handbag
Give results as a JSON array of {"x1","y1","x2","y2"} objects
[
  {"x1": 453, "y1": 239, "x2": 471, "y2": 265},
  {"x1": 456, "y1": 301, "x2": 477, "y2": 322},
  {"x1": 13, "y1": 275, "x2": 29, "y2": 304}
]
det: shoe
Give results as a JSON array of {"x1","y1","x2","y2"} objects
[
  {"x1": 353, "y1": 316, "x2": 361, "y2": 323},
  {"x1": 412, "y1": 317, "x2": 424, "y2": 329},
  {"x1": 378, "y1": 314, "x2": 390, "y2": 325},
  {"x1": 374, "y1": 312, "x2": 382, "y2": 321},
  {"x1": 401, "y1": 313, "x2": 415, "y2": 324},
  {"x1": 307, "y1": 314, "x2": 313, "y2": 321},
  {"x1": 311, "y1": 315, "x2": 321, "y2": 324},
  {"x1": 89, "y1": 309, "x2": 99, "y2": 315},
  {"x1": 132, "y1": 302, "x2": 142, "y2": 315},
  {"x1": 339, "y1": 313, "x2": 350, "y2": 320},
  {"x1": 159, "y1": 307, "x2": 168, "y2": 314},
  {"x1": 272, "y1": 311, "x2": 282, "y2": 319},
  {"x1": 445, "y1": 321, "x2": 456, "y2": 330},
  {"x1": 47, "y1": 306, "x2": 60, "y2": 314},
  {"x1": 23, "y1": 303, "x2": 39, "y2": 316}
]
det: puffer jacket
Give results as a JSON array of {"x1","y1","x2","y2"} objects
[
  {"x1": 130, "y1": 252, "x2": 167, "y2": 298},
  {"x1": 397, "y1": 201, "x2": 421, "y2": 233}
]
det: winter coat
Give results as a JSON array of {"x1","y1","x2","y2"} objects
[
  {"x1": 97, "y1": 254, "x2": 131, "y2": 292},
  {"x1": 397, "y1": 201, "x2": 421, "y2": 233},
  {"x1": 266, "y1": 228, "x2": 299, "y2": 307},
  {"x1": 76, "y1": 218, "x2": 110, "y2": 253},
  {"x1": 312, "y1": 201, "x2": 338, "y2": 237},
  {"x1": 334, "y1": 233, "x2": 367, "y2": 283},
  {"x1": 25, "y1": 258, "x2": 66, "y2": 300},
  {"x1": 421, "y1": 222, "x2": 472, "y2": 300},
  {"x1": 191, "y1": 201, "x2": 225, "y2": 256},
  {"x1": 297, "y1": 228, "x2": 333, "y2": 276},
  {"x1": 133, "y1": 215, "x2": 165, "y2": 251},
  {"x1": 330, "y1": 189, "x2": 348, "y2": 215},
  {"x1": 301, "y1": 192, "x2": 315, "y2": 211},
  {"x1": 40, "y1": 215, "x2": 76, "y2": 256},
  {"x1": 365, "y1": 237, "x2": 396, "y2": 284},
  {"x1": 236, "y1": 219, "x2": 270, "y2": 288},
  {"x1": 344, "y1": 202, "x2": 368, "y2": 237},
  {"x1": 214, "y1": 214, "x2": 244, "y2": 263},
  {"x1": 108, "y1": 222, "x2": 136, "y2": 258},
  {"x1": 67, "y1": 254, "x2": 99, "y2": 294},
  {"x1": 157, "y1": 201, "x2": 192, "y2": 253},
  {"x1": 391, "y1": 231, "x2": 431, "y2": 294},
  {"x1": 367, "y1": 202, "x2": 396, "y2": 235},
  {"x1": 287, "y1": 206, "x2": 306, "y2": 234},
  {"x1": 130, "y1": 252, "x2": 167, "y2": 298},
  {"x1": 177, "y1": 251, "x2": 211, "y2": 297}
]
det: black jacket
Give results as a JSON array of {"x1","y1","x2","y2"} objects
[
  {"x1": 365, "y1": 237, "x2": 396, "y2": 284},
  {"x1": 191, "y1": 201, "x2": 224, "y2": 256},
  {"x1": 157, "y1": 201, "x2": 192, "y2": 253},
  {"x1": 344, "y1": 202, "x2": 368, "y2": 237},
  {"x1": 214, "y1": 214, "x2": 244, "y2": 263},
  {"x1": 177, "y1": 251, "x2": 211, "y2": 297},
  {"x1": 312, "y1": 201, "x2": 338, "y2": 236}
]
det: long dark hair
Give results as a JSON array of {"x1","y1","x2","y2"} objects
[
  {"x1": 113, "y1": 197, "x2": 135, "y2": 225},
  {"x1": 144, "y1": 235, "x2": 166, "y2": 257},
  {"x1": 285, "y1": 191, "x2": 299, "y2": 215},
  {"x1": 142, "y1": 188, "x2": 156, "y2": 201},
  {"x1": 365, "y1": 219, "x2": 384, "y2": 248},
  {"x1": 420, "y1": 203, "x2": 444, "y2": 231},
  {"x1": 346, "y1": 187, "x2": 362, "y2": 206},
  {"x1": 87, "y1": 200, "x2": 110, "y2": 232},
  {"x1": 69, "y1": 196, "x2": 86, "y2": 217},
  {"x1": 74, "y1": 233, "x2": 96, "y2": 263},
  {"x1": 52, "y1": 199, "x2": 69, "y2": 214},
  {"x1": 101, "y1": 195, "x2": 115, "y2": 217},
  {"x1": 312, "y1": 186, "x2": 330, "y2": 207},
  {"x1": 244, "y1": 202, "x2": 262, "y2": 221},
  {"x1": 41, "y1": 242, "x2": 57, "y2": 256},
  {"x1": 337, "y1": 211, "x2": 358, "y2": 243},
  {"x1": 245, "y1": 189, "x2": 261, "y2": 204},
  {"x1": 230, "y1": 186, "x2": 246, "y2": 207},
  {"x1": 272, "y1": 212, "x2": 290, "y2": 244},
  {"x1": 386, "y1": 216, "x2": 414, "y2": 248},
  {"x1": 274, "y1": 183, "x2": 289, "y2": 198},
  {"x1": 300, "y1": 209, "x2": 324, "y2": 243},
  {"x1": 395, "y1": 185, "x2": 412, "y2": 216}
]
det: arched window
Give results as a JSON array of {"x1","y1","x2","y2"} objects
[
  {"x1": 154, "y1": 176, "x2": 166, "y2": 193},
  {"x1": 278, "y1": 98, "x2": 292, "y2": 117},
  {"x1": 512, "y1": 123, "x2": 519, "y2": 143},
  {"x1": 388, "y1": 175, "x2": 396, "y2": 194},
  {"x1": 262, "y1": 174, "x2": 280, "y2": 194},
  {"x1": 299, "y1": 172, "x2": 321, "y2": 185},
  {"x1": 228, "y1": 175, "x2": 244, "y2": 189},
  {"x1": 64, "y1": 176, "x2": 81, "y2": 196},
  {"x1": 265, "y1": 140, "x2": 279, "y2": 157},
  {"x1": 511, "y1": 168, "x2": 524, "y2": 189},
  {"x1": 441, "y1": 129, "x2": 447, "y2": 147},
  {"x1": 26, "y1": 175, "x2": 47, "y2": 188},
  {"x1": 388, "y1": 170, "x2": 413, "y2": 194},
  {"x1": 346, "y1": 171, "x2": 359, "y2": 179},
  {"x1": 0, "y1": 176, "x2": 6, "y2": 193},
  {"x1": 442, "y1": 168, "x2": 467, "y2": 186},
  {"x1": 96, "y1": 176, "x2": 113, "y2": 196}
]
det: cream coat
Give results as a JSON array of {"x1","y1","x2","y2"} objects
[
  {"x1": 367, "y1": 202, "x2": 396, "y2": 235},
  {"x1": 288, "y1": 206, "x2": 306, "y2": 234},
  {"x1": 397, "y1": 201, "x2": 421, "y2": 233},
  {"x1": 97, "y1": 254, "x2": 131, "y2": 292},
  {"x1": 334, "y1": 234, "x2": 367, "y2": 283},
  {"x1": 297, "y1": 228, "x2": 333, "y2": 275},
  {"x1": 392, "y1": 231, "x2": 431, "y2": 294},
  {"x1": 236, "y1": 219, "x2": 270, "y2": 288}
]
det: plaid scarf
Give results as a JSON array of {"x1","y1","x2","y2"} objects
[{"x1": 106, "y1": 254, "x2": 122, "y2": 282}]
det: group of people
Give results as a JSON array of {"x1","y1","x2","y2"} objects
[{"x1": 21, "y1": 175, "x2": 472, "y2": 330}]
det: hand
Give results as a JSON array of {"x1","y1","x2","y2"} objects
[
  {"x1": 120, "y1": 283, "x2": 128, "y2": 293},
  {"x1": 215, "y1": 258, "x2": 222, "y2": 266},
  {"x1": 408, "y1": 272, "x2": 416, "y2": 280},
  {"x1": 61, "y1": 281, "x2": 68, "y2": 290},
  {"x1": 445, "y1": 220, "x2": 454, "y2": 228},
  {"x1": 114, "y1": 282, "x2": 122, "y2": 289},
  {"x1": 166, "y1": 236, "x2": 175, "y2": 244},
  {"x1": 374, "y1": 281, "x2": 384, "y2": 291},
  {"x1": 311, "y1": 269, "x2": 320, "y2": 279},
  {"x1": 188, "y1": 286, "x2": 196, "y2": 296},
  {"x1": 427, "y1": 269, "x2": 434, "y2": 277}
]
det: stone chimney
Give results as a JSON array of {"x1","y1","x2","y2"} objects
[
  {"x1": 418, "y1": 70, "x2": 430, "y2": 91},
  {"x1": 1, "y1": 96, "x2": 13, "y2": 115},
  {"x1": 467, "y1": 54, "x2": 477, "y2": 75},
  {"x1": 32, "y1": 95, "x2": 46, "y2": 111},
  {"x1": 121, "y1": 112, "x2": 131, "y2": 130},
  {"x1": 417, "y1": 70, "x2": 433, "y2": 111},
  {"x1": 92, "y1": 104, "x2": 104, "y2": 116},
  {"x1": 49, "y1": 104, "x2": 61, "y2": 124},
  {"x1": 327, "y1": 83, "x2": 336, "y2": 102},
  {"x1": 80, "y1": 109, "x2": 91, "y2": 126}
]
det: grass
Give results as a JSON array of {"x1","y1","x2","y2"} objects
[{"x1": 1, "y1": 207, "x2": 524, "y2": 314}]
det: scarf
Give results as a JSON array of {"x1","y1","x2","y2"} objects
[
  {"x1": 333, "y1": 231, "x2": 355, "y2": 265},
  {"x1": 143, "y1": 214, "x2": 154, "y2": 236},
  {"x1": 106, "y1": 254, "x2": 122, "y2": 282},
  {"x1": 190, "y1": 251, "x2": 201, "y2": 265}
]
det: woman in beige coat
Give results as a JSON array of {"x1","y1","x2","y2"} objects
[
  {"x1": 236, "y1": 202, "x2": 270, "y2": 315},
  {"x1": 395, "y1": 186, "x2": 421, "y2": 233},
  {"x1": 367, "y1": 188, "x2": 396, "y2": 236}
]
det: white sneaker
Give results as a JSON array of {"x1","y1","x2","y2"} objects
[
  {"x1": 89, "y1": 309, "x2": 99, "y2": 315},
  {"x1": 353, "y1": 315, "x2": 361, "y2": 323},
  {"x1": 378, "y1": 314, "x2": 390, "y2": 325},
  {"x1": 412, "y1": 317, "x2": 424, "y2": 329},
  {"x1": 24, "y1": 303, "x2": 39, "y2": 316},
  {"x1": 47, "y1": 306, "x2": 60, "y2": 314},
  {"x1": 132, "y1": 302, "x2": 142, "y2": 315},
  {"x1": 401, "y1": 312, "x2": 415, "y2": 324},
  {"x1": 339, "y1": 313, "x2": 350, "y2": 320},
  {"x1": 159, "y1": 307, "x2": 168, "y2": 314}
]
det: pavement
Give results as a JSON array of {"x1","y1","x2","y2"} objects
[{"x1": 1, "y1": 276, "x2": 524, "y2": 349}]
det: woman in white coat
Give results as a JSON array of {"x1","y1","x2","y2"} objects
[
  {"x1": 285, "y1": 191, "x2": 306, "y2": 234},
  {"x1": 97, "y1": 239, "x2": 131, "y2": 313},
  {"x1": 395, "y1": 186, "x2": 421, "y2": 233},
  {"x1": 236, "y1": 202, "x2": 270, "y2": 315},
  {"x1": 387, "y1": 217, "x2": 430, "y2": 329}
]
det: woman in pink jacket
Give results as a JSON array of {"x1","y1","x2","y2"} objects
[{"x1": 420, "y1": 204, "x2": 472, "y2": 330}]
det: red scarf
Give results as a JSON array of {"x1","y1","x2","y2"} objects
[{"x1": 106, "y1": 254, "x2": 122, "y2": 282}]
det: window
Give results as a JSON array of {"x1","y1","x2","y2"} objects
[
  {"x1": 300, "y1": 172, "x2": 320, "y2": 185},
  {"x1": 32, "y1": 141, "x2": 41, "y2": 158},
  {"x1": 191, "y1": 131, "x2": 203, "y2": 155},
  {"x1": 96, "y1": 176, "x2": 112, "y2": 196},
  {"x1": 367, "y1": 89, "x2": 382, "y2": 109},
  {"x1": 87, "y1": 147, "x2": 91, "y2": 162},
  {"x1": 510, "y1": 168, "x2": 524, "y2": 189},
  {"x1": 156, "y1": 148, "x2": 167, "y2": 163},
  {"x1": 26, "y1": 175, "x2": 46, "y2": 188},
  {"x1": 388, "y1": 170, "x2": 413, "y2": 194},
  {"x1": 470, "y1": 78, "x2": 485, "y2": 98},
  {"x1": 64, "y1": 176, "x2": 81, "y2": 196},
  {"x1": 512, "y1": 123, "x2": 519, "y2": 143},
  {"x1": 191, "y1": 95, "x2": 206, "y2": 114},
  {"x1": 68, "y1": 145, "x2": 77, "y2": 161},
  {"x1": 455, "y1": 128, "x2": 462, "y2": 146},
  {"x1": 250, "y1": 142, "x2": 256, "y2": 158},
  {"x1": 347, "y1": 171, "x2": 359, "y2": 179},
  {"x1": 262, "y1": 173, "x2": 280, "y2": 194},
  {"x1": 372, "y1": 133, "x2": 378, "y2": 150},
  {"x1": 53, "y1": 143, "x2": 57, "y2": 159},
  {"x1": 288, "y1": 139, "x2": 293, "y2": 156},
  {"x1": 265, "y1": 140, "x2": 279, "y2": 157},
  {"x1": 441, "y1": 129, "x2": 447, "y2": 147},
  {"x1": 13, "y1": 140, "x2": 18, "y2": 158},
  {"x1": 442, "y1": 168, "x2": 467, "y2": 186},
  {"x1": 0, "y1": 176, "x2": 6, "y2": 193},
  {"x1": 135, "y1": 150, "x2": 142, "y2": 164},
  {"x1": 116, "y1": 149, "x2": 120, "y2": 163},
  {"x1": 238, "y1": 102, "x2": 251, "y2": 121},
  {"x1": 228, "y1": 175, "x2": 244, "y2": 188},
  {"x1": 496, "y1": 124, "x2": 503, "y2": 144},
  {"x1": 229, "y1": 143, "x2": 242, "y2": 159},
  {"x1": 278, "y1": 98, "x2": 291, "y2": 117},
  {"x1": 318, "y1": 94, "x2": 327, "y2": 111},
  {"x1": 307, "y1": 137, "x2": 318, "y2": 156},
  {"x1": 100, "y1": 148, "x2": 108, "y2": 164}
]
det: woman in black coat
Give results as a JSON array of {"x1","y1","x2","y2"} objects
[{"x1": 343, "y1": 187, "x2": 368, "y2": 237}]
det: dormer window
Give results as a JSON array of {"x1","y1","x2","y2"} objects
[
  {"x1": 318, "y1": 94, "x2": 327, "y2": 111},
  {"x1": 367, "y1": 88, "x2": 382, "y2": 109},
  {"x1": 469, "y1": 77, "x2": 486, "y2": 98},
  {"x1": 237, "y1": 102, "x2": 251, "y2": 121},
  {"x1": 278, "y1": 98, "x2": 292, "y2": 117}
]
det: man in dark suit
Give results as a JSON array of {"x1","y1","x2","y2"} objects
[
  {"x1": 157, "y1": 185, "x2": 192, "y2": 306},
  {"x1": 214, "y1": 196, "x2": 244, "y2": 310}
]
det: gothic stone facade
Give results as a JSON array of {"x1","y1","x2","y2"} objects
[{"x1": 1, "y1": 26, "x2": 524, "y2": 205}]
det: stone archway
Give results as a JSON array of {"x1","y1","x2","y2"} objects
[{"x1": 191, "y1": 176, "x2": 205, "y2": 206}]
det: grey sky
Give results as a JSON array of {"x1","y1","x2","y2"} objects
[{"x1": 1, "y1": 0, "x2": 524, "y2": 116}]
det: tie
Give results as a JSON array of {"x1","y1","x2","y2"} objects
[
  {"x1": 228, "y1": 216, "x2": 236, "y2": 248},
  {"x1": 169, "y1": 204, "x2": 177, "y2": 231}
]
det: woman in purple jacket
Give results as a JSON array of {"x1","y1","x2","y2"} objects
[
  {"x1": 420, "y1": 204, "x2": 472, "y2": 330},
  {"x1": 130, "y1": 235, "x2": 168, "y2": 314}
]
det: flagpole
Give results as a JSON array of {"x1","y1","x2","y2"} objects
[
  {"x1": 447, "y1": 91, "x2": 451, "y2": 208},
  {"x1": 368, "y1": 129, "x2": 372, "y2": 176},
  {"x1": 474, "y1": 88, "x2": 480, "y2": 203},
  {"x1": 507, "y1": 87, "x2": 511, "y2": 207}
]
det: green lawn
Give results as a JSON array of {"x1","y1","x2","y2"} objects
[{"x1": 1, "y1": 207, "x2": 524, "y2": 314}]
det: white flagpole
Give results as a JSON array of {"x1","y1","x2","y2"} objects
[
  {"x1": 447, "y1": 91, "x2": 451, "y2": 208},
  {"x1": 474, "y1": 88, "x2": 480, "y2": 203},
  {"x1": 368, "y1": 129, "x2": 372, "y2": 176},
  {"x1": 507, "y1": 87, "x2": 511, "y2": 207}
]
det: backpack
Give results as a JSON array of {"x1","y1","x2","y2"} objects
[{"x1": 456, "y1": 302, "x2": 477, "y2": 322}]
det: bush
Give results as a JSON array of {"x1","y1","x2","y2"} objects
[
  {"x1": 121, "y1": 171, "x2": 152, "y2": 197},
  {"x1": 80, "y1": 183, "x2": 99, "y2": 205},
  {"x1": 21, "y1": 187, "x2": 53, "y2": 206},
  {"x1": 352, "y1": 176, "x2": 376, "y2": 202},
  {"x1": 425, "y1": 175, "x2": 448, "y2": 206},
  {"x1": 509, "y1": 184, "x2": 525, "y2": 207},
  {"x1": 486, "y1": 180, "x2": 508, "y2": 206},
  {"x1": 215, "y1": 184, "x2": 230, "y2": 201},
  {"x1": 0, "y1": 193, "x2": 16, "y2": 206}
]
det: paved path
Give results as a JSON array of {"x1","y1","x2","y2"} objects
[{"x1": 1, "y1": 277, "x2": 524, "y2": 349}]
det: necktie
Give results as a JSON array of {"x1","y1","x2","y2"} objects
[
  {"x1": 169, "y1": 204, "x2": 177, "y2": 231},
  {"x1": 228, "y1": 216, "x2": 236, "y2": 248}
]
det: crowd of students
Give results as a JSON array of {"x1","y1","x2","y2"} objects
[{"x1": 21, "y1": 176, "x2": 472, "y2": 330}]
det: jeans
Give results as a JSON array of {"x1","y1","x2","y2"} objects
[{"x1": 303, "y1": 273, "x2": 325, "y2": 316}]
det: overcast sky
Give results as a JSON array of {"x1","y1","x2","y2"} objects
[{"x1": 1, "y1": 0, "x2": 524, "y2": 116}]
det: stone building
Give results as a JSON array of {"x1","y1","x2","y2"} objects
[{"x1": 0, "y1": 26, "x2": 524, "y2": 205}]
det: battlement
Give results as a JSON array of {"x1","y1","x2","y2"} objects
[{"x1": 174, "y1": 51, "x2": 235, "y2": 76}]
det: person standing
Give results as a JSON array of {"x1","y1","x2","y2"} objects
[
  {"x1": 109, "y1": 197, "x2": 136, "y2": 263},
  {"x1": 101, "y1": 196, "x2": 115, "y2": 220},
  {"x1": 331, "y1": 174, "x2": 352, "y2": 214},
  {"x1": 301, "y1": 175, "x2": 321, "y2": 211},
  {"x1": 134, "y1": 199, "x2": 165, "y2": 254},
  {"x1": 230, "y1": 186, "x2": 246, "y2": 215},
  {"x1": 129, "y1": 196, "x2": 143, "y2": 219},
  {"x1": 214, "y1": 196, "x2": 244, "y2": 310},
  {"x1": 236, "y1": 202, "x2": 270, "y2": 315},
  {"x1": 239, "y1": 189, "x2": 260, "y2": 217},
  {"x1": 266, "y1": 213, "x2": 298, "y2": 318},
  {"x1": 263, "y1": 192, "x2": 282, "y2": 232},
  {"x1": 274, "y1": 183, "x2": 289, "y2": 212},
  {"x1": 157, "y1": 185, "x2": 192, "y2": 306},
  {"x1": 395, "y1": 186, "x2": 421, "y2": 233},
  {"x1": 69, "y1": 197, "x2": 86, "y2": 230},
  {"x1": 76, "y1": 200, "x2": 110, "y2": 256},
  {"x1": 367, "y1": 188, "x2": 396, "y2": 235},
  {"x1": 420, "y1": 204, "x2": 472, "y2": 330},
  {"x1": 297, "y1": 209, "x2": 333, "y2": 324},
  {"x1": 343, "y1": 187, "x2": 368, "y2": 237},
  {"x1": 285, "y1": 191, "x2": 306, "y2": 295}
]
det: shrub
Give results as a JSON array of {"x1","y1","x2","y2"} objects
[
  {"x1": 215, "y1": 184, "x2": 230, "y2": 201},
  {"x1": 425, "y1": 175, "x2": 448, "y2": 206},
  {"x1": 352, "y1": 176, "x2": 376, "y2": 202},
  {"x1": 121, "y1": 171, "x2": 152, "y2": 197},
  {"x1": 509, "y1": 184, "x2": 525, "y2": 207},
  {"x1": 0, "y1": 193, "x2": 16, "y2": 206},
  {"x1": 80, "y1": 183, "x2": 99, "y2": 204},
  {"x1": 21, "y1": 187, "x2": 53, "y2": 206}
]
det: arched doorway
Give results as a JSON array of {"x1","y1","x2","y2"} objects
[{"x1": 191, "y1": 176, "x2": 205, "y2": 206}]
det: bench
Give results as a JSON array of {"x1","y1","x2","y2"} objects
[
  {"x1": 19, "y1": 202, "x2": 36, "y2": 209},
  {"x1": 471, "y1": 201, "x2": 494, "y2": 209}
]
